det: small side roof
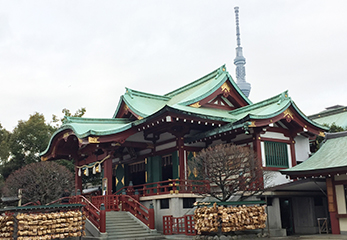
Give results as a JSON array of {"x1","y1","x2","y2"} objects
[
  {"x1": 281, "y1": 131, "x2": 347, "y2": 177},
  {"x1": 309, "y1": 105, "x2": 347, "y2": 128}
]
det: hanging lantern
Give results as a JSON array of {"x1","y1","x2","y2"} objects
[
  {"x1": 93, "y1": 165, "x2": 96, "y2": 174},
  {"x1": 78, "y1": 168, "x2": 81, "y2": 177}
]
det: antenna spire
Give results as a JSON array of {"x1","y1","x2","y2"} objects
[
  {"x1": 234, "y1": 6, "x2": 251, "y2": 97},
  {"x1": 235, "y1": 6, "x2": 241, "y2": 47}
]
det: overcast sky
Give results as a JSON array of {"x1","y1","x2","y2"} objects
[{"x1": 1, "y1": 0, "x2": 346, "y2": 131}]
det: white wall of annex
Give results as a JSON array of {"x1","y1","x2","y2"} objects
[{"x1": 294, "y1": 135, "x2": 310, "y2": 162}]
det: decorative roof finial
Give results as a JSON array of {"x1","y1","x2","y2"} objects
[{"x1": 234, "y1": 6, "x2": 251, "y2": 98}]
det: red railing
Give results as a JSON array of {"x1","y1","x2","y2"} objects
[
  {"x1": 163, "y1": 215, "x2": 196, "y2": 236},
  {"x1": 92, "y1": 195, "x2": 120, "y2": 211},
  {"x1": 91, "y1": 194, "x2": 155, "y2": 229},
  {"x1": 68, "y1": 195, "x2": 106, "y2": 233},
  {"x1": 114, "y1": 179, "x2": 209, "y2": 197},
  {"x1": 122, "y1": 195, "x2": 155, "y2": 229}
]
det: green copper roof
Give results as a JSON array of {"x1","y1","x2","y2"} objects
[
  {"x1": 40, "y1": 117, "x2": 134, "y2": 156},
  {"x1": 59, "y1": 117, "x2": 133, "y2": 138},
  {"x1": 166, "y1": 65, "x2": 252, "y2": 106},
  {"x1": 229, "y1": 91, "x2": 291, "y2": 120},
  {"x1": 281, "y1": 132, "x2": 347, "y2": 175},
  {"x1": 113, "y1": 65, "x2": 252, "y2": 118},
  {"x1": 309, "y1": 106, "x2": 347, "y2": 128},
  {"x1": 118, "y1": 88, "x2": 170, "y2": 118}
]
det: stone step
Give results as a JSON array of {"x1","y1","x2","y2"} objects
[
  {"x1": 105, "y1": 211, "x2": 164, "y2": 240},
  {"x1": 107, "y1": 232, "x2": 164, "y2": 239},
  {"x1": 106, "y1": 218, "x2": 138, "y2": 226},
  {"x1": 106, "y1": 225, "x2": 146, "y2": 231}
]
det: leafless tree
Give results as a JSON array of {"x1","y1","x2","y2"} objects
[
  {"x1": 2, "y1": 161, "x2": 73, "y2": 205},
  {"x1": 190, "y1": 143, "x2": 263, "y2": 202}
]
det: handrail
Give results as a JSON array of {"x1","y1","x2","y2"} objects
[
  {"x1": 113, "y1": 179, "x2": 209, "y2": 197},
  {"x1": 121, "y1": 195, "x2": 155, "y2": 229},
  {"x1": 69, "y1": 195, "x2": 105, "y2": 232},
  {"x1": 21, "y1": 200, "x2": 41, "y2": 207},
  {"x1": 91, "y1": 194, "x2": 155, "y2": 229}
]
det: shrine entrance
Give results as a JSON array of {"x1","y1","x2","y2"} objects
[
  {"x1": 128, "y1": 161, "x2": 146, "y2": 186},
  {"x1": 162, "y1": 154, "x2": 173, "y2": 180}
]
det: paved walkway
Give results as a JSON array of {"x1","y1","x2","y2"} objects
[{"x1": 164, "y1": 234, "x2": 347, "y2": 240}]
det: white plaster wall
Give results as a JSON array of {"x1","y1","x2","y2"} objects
[
  {"x1": 287, "y1": 144, "x2": 292, "y2": 168},
  {"x1": 141, "y1": 196, "x2": 198, "y2": 232},
  {"x1": 294, "y1": 135, "x2": 310, "y2": 162},
  {"x1": 340, "y1": 219, "x2": 347, "y2": 233},
  {"x1": 261, "y1": 131, "x2": 289, "y2": 140},
  {"x1": 336, "y1": 185, "x2": 346, "y2": 214},
  {"x1": 264, "y1": 171, "x2": 291, "y2": 188}
]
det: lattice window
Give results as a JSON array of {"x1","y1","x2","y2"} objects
[
  {"x1": 162, "y1": 155, "x2": 173, "y2": 167},
  {"x1": 129, "y1": 161, "x2": 145, "y2": 173},
  {"x1": 264, "y1": 141, "x2": 289, "y2": 168}
]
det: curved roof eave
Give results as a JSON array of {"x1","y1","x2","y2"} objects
[
  {"x1": 40, "y1": 119, "x2": 133, "y2": 157},
  {"x1": 291, "y1": 102, "x2": 329, "y2": 131},
  {"x1": 121, "y1": 96, "x2": 148, "y2": 118},
  {"x1": 112, "y1": 95, "x2": 126, "y2": 118},
  {"x1": 225, "y1": 71, "x2": 253, "y2": 105}
]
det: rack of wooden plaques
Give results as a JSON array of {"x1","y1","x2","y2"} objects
[{"x1": 0, "y1": 203, "x2": 85, "y2": 240}]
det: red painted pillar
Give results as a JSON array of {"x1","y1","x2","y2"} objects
[
  {"x1": 253, "y1": 130, "x2": 264, "y2": 189},
  {"x1": 149, "y1": 203, "x2": 155, "y2": 229},
  {"x1": 100, "y1": 203, "x2": 106, "y2": 233},
  {"x1": 289, "y1": 137, "x2": 297, "y2": 167},
  {"x1": 326, "y1": 177, "x2": 340, "y2": 234},
  {"x1": 177, "y1": 137, "x2": 186, "y2": 180},
  {"x1": 104, "y1": 157, "x2": 113, "y2": 195},
  {"x1": 74, "y1": 166, "x2": 82, "y2": 194}
]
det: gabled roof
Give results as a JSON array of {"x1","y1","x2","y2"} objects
[
  {"x1": 41, "y1": 65, "x2": 328, "y2": 160},
  {"x1": 309, "y1": 105, "x2": 347, "y2": 128},
  {"x1": 113, "y1": 65, "x2": 252, "y2": 119},
  {"x1": 281, "y1": 131, "x2": 347, "y2": 177}
]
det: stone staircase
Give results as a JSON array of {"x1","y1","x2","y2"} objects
[{"x1": 106, "y1": 211, "x2": 165, "y2": 240}]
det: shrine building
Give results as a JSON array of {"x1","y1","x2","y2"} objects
[{"x1": 41, "y1": 65, "x2": 327, "y2": 234}]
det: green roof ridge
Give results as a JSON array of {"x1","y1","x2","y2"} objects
[
  {"x1": 309, "y1": 105, "x2": 347, "y2": 119},
  {"x1": 64, "y1": 116, "x2": 131, "y2": 124},
  {"x1": 230, "y1": 91, "x2": 290, "y2": 115},
  {"x1": 178, "y1": 73, "x2": 229, "y2": 106},
  {"x1": 164, "y1": 65, "x2": 224, "y2": 98},
  {"x1": 125, "y1": 87, "x2": 171, "y2": 101}
]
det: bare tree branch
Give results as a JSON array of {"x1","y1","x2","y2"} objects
[{"x1": 190, "y1": 144, "x2": 263, "y2": 202}]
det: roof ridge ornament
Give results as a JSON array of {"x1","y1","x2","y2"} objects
[
  {"x1": 234, "y1": 6, "x2": 251, "y2": 97},
  {"x1": 125, "y1": 87, "x2": 133, "y2": 99},
  {"x1": 215, "y1": 64, "x2": 227, "y2": 79},
  {"x1": 277, "y1": 90, "x2": 289, "y2": 105}
]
